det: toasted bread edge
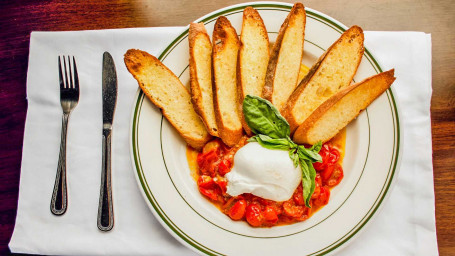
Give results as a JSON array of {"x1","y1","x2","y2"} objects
[
  {"x1": 282, "y1": 25, "x2": 365, "y2": 133},
  {"x1": 293, "y1": 69, "x2": 396, "y2": 144},
  {"x1": 124, "y1": 49, "x2": 211, "y2": 150},
  {"x1": 212, "y1": 16, "x2": 244, "y2": 147},
  {"x1": 189, "y1": 23, "x2": 219, "y2": 137},
  {"x1": 237, "y1": 7, "x2": 270, "y2": 136}
]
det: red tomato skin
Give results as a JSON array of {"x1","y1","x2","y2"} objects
[
  {"x1": 321, "y1": 164, "x2": 334, "y2": 182},
  {"x1": 215, "y1": 178, "x2": 227, "y2": 193},
  {"x1": 312, "y1": 175, "x2": 322, "y2": 199},
  {"x1": 229, "y1": 200, "x2": 247, "y2": 220},
  {"x1": 218, "y1": 159, "x2": 231, "y2": 176},
  {"x1": 283, "y1": 201, "x2": 304, "y2": 218},
  {"x1": 264, "y1": 206, "x2": 278, "y2": 223},
  {"x1": 197, "y1": 148, "x2": 221, "y2": 176},
  {"x1": 197, "y1": 175, "x2": 222, "y2": 201},
  {"x1": 326, "y1": 163, "x2": 344, "y2": 187},
  {"x1": 327, "y1": 148, "x2": 340, "y2": 164},
  {"x1": 313, "y1": 161, "x2": 325, "y2": 171},
  {"x1": 313, "y1": 186, "x2": 331, "y2": 207},
  {"x1": 245, "y1": 203, "x2": 264, "y2": 227},
  {"x1": 293, "y1": 190, "x2": 305, "y2": 205},
  {"x1": 314, "y1": 143, "x2": 340, "y2": 172},
  {"x1": 197, "y1": 175, "x2": 215, "y2": 189},
  {"x1": 198, "y1": 188, "x2": 218, "y2": 201}
]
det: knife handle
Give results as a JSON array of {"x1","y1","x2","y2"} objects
[
  {"x1": 98, "y1": 129, "x2": 114, "y2": 231},
  {"x1": 51, "y1": 113, "x2": 69, "y2": 215}
]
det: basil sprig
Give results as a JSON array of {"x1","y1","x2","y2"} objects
[{"x1": 243, "y1": 95, "x2": 322, "y2": 207}]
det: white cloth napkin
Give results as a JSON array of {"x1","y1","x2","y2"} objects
[{"x1": 9, "y1": 28, "x2": 437, "y2": 256}]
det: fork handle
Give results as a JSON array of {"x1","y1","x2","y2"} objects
[
  {"x1": 98, "y1": 129, "x2": 114, "y2": 231},
  {"x1": 51, "y1": 113, "x2": 69, "y2": 215}
]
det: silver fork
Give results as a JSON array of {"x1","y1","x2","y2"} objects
[{"x1": 50, "y1": 56, "x2": 80, "y2": 216}]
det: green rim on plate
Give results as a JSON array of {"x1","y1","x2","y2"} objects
[{"x1": 131, "y1": 2, "x2": 401, "y2": 255}]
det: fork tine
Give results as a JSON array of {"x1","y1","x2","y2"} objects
[
  {"x1": 72, "y1": 56, "x2": 79, "y2": 91},
  {"x1": 63, "y1": 56, "x2": 69, "y2": 89},
  {"x1": 67, "y1": 56, "x2": 74, "y2": 88},
  {"x1": 58, "y1": 56, "x2": 64, "y2": 90}
]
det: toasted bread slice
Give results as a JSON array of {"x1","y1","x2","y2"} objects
[
  {"x1": 189, "y1": 23, "x2": 219, "y2": 137},
  {"x1": 212, "y1": 16, "x2": 243, "y2": 147},
  {"x1": 237, "y1": 7, "x2": 270, "y2": 135},
  {"x1": 293, "y1": 69, "x2": 396, "y2": 144},
  {"x1": 124, "y1": 49, "x2": 211, "y2": 150},
  {"x1": 262, "y1": 3, "x2": 306, "y2": 112},
  {"x1": 282, "y1": 25, "x2": 365, "y2": 133}
]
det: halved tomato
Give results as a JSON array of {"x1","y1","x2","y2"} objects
[
  {"x1": 313, "y1": 186, "x2": 330, "y2": 207},
  {"x1": 197, "y1": 175, "x2": 221, "y2": 202},
  {"x1": 245, "y1": 203, "x2": 263, "y2": 227},
  {"x1": 264, "y1": 206, "x2": 278, "y2": 223},
  {"x1": 218, "y1": 159, "x2": 231, "y2": 176},
  {"x1": 326, "y1": 163, "x2": 344, "y2": 187},
  {"x1": 283, "y1": 201, "x2": 305, "y2": 218},
  {"x1": 229, "y1": 199, "x2": 247, "y2": 220},
  {"x1": 311, "y1": 174, "x2": 323, "y2": 199},
  {"x1": 313, "y1": 143, "x2": 340, "y2": 171}
]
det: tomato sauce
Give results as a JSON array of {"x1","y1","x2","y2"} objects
[{"x1": 186, "y1": 129, "x2": 346, "y2": 227}]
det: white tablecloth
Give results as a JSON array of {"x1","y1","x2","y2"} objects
[{"x1": 9, "y1": 27, "x2": 437, "y2": 255}]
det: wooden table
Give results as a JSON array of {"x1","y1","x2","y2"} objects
[{"x1": 1, "y1": 0, "x2": 453, "y2": 254}]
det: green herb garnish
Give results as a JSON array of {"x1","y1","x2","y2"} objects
[{"x1": 243, "y1": 95, "x2": 322, "y2": 207}]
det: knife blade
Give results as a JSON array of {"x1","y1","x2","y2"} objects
[{"x1": 98, "y1": 51, "x2": 117, "y2": 231}]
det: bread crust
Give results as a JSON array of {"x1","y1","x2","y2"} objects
[
  {"x1": 262, "y1": 2, "x2": 306, "y2": 111},
  {"x1": 212, "y1": 16, "x2": 243, "y2": 147},
  {"x1": 237, "y1": 7, "x2": 270, "y2": 135},
  {"x1": 124, "y1": 49, "x2": 211, "y2": 150},
  {"x1": 293, "y1": 69, "x2": 396, "y2": 144},
  {"x1": 282, "y1": 25, "x2": 365, "y2": 133},
  {"x1": 189, "y1": 23, "x2": 219, "y2": 137}
]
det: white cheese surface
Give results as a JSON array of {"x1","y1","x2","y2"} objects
[{"x1": 225, "y1": 142, "x2": 301, "y2": 201}]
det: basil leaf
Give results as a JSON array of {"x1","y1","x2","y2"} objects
[
  {"x1": 299, "y1": 159, "x2": 317, "y2": 208},
  {"x1": 298, "y1": 146, "x2": 322, "y2": 162},
  {"x1": 252, "y1": 134, "x2": 292, "y2": 150},
  {"x1": 309, "y1": 141, "x2": 322, "y2": 153},
  {"x1": 296, "y1": 141, "x2": 322, "y2": 207},
  {"x1": 306, "y1": 159, "x2": 317, "y2": 207},
  {"x1": 299, "y1": 159, "x2": 312, "y2": 208},
  {"x1": 248, "y1": 136, "x2": 258, "y2": 143},
  {"x1": 243, "y1": 95, "x2": 290, "y2": 139},
  {"x1": 289, "y1": 151, "x2": 299, "y2": 168}
]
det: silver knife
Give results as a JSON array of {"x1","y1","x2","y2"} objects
[{"x1": 98, "y1": 52, "x2": 117, "y2": 231}]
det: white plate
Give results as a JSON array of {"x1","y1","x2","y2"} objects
[{"x1": 130, "y1": 2, "x2": 402, "y2": 255}]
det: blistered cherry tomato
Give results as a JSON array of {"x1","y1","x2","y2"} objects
[
  {"x1": 293, "y1": 190, "x2": 305, "y2": 206},
  {"x1": 218, "y1": 159, "x2": 231, "y2": 176},
  {"x1": 326, "y1": 163, "x2": 344, "y2": 187},
  {"x1": 229, "y1": 199, "x2": 247, "y2": 220},
  {"x1": 312, "y1": 174, "x2": 323, "y2": 199},
  {"x1": 197, "y1": 176, "x2": 221, "y2": 201},
  {"x1": 264, "y1": 206, "x2": 278, "y2": 223},
  {"x1": 296, "y1": 204, "x2": 312, "y2": 221},
  {"x1": 313, "y1": 186, "x2": 330, "y2": 207},
  {"x1": 321, "y1": 164, "x2": 334, "y2": 181},
  {"x1": 245, "y1": 203, "x2": 263, "y2": 227},
  {"x1": 283, "y1": 201, "x2": 304, "y2": 218},
  {"x1": 198, "y1": 188, "x2": 218, "y2": 201},
  {"x1": 313, "y1": 143, "x2": 340, "y2": 171},
  {"x1": 327, "y1": 147, "x2": 340, "y2": 164},
  {"x1": 214, "y1": 177, "x2": 227, "y2": 193},
  {"x1": 198, "y1": 150, "x2": 219, "y2": 176},
  {"x1": 197, "y1": 175, "x2": 215, "y2": 189}
]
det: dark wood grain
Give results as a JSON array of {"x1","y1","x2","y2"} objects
[{"x1": 0, "y1": 0, "x2": 454, "y2": 255}]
